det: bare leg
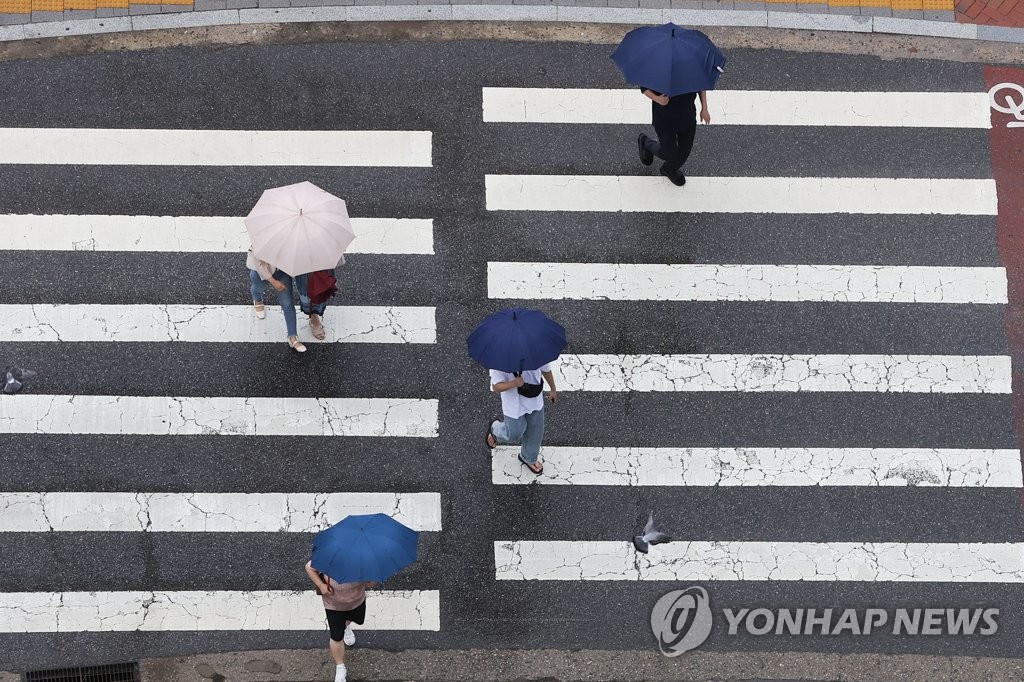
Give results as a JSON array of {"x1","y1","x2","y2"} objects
[{"x1": 329, "y1": 637, "x2": 346, "y2": 664}]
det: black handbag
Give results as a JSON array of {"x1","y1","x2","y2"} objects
[{"x1": 514, "y1": 372, "x2": 544, "y2": 398}]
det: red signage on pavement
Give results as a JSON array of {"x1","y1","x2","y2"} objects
[{"x1": 986, "y1": 67, "x2": 1024, "y2": 482}]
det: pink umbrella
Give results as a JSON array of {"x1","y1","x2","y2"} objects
[{"x1": 244, "y1": 181, "x2": 355, "y2": 277}]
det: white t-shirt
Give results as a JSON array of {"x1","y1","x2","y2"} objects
[{"x1": 489, "y1": 363, "x2": 553, "y2": 419}]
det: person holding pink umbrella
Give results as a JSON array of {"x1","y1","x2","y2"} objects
[{"x1": 245, "y1": 181, "x2": 354, "y2": 352}]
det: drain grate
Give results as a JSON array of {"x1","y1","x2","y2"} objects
[{"x1": 23, "y1": 662, "x2": 139, "y2": 682}]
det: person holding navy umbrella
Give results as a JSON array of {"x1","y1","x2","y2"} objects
[
  {"x1": 468, "y1": 308, "x2": 567, "y2": 476},
  {"x1": 305, "y1": 513, "x2": 419, "y2": 682},
  {"x1": 611, "y1": 23, "x2": 726, "y2": 187}
]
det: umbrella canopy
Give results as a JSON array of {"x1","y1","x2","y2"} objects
[
  {"x1": 467, "y1": 307, "x2": 567, "y2": 373},
  {"x1": 611, "y1": 23, "x2": 726, "y2": 97},
  {"x1": 311, "y1": 513, "x2": 419, "y2": 584},
  {"x1": 244, "y1": 181, "x2": 355, "y2": 277}
]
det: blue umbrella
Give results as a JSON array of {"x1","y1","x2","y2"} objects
[
  {"x1": 611, "y1": 23, "x2": 726, "y2": 97},
  {"x1": 467, "y1": 307, "x2": 567, "y2": 373},
  {"x1": 311, "y1": 514, "x2": 419, "y2": 584}
]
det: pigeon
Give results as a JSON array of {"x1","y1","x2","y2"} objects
[
  {"x1": 632, "y1": 511, "x2": 672, "y2": 554},
  {"x1": 3, "y1": 366, "x2": 37, "y2": 395}
]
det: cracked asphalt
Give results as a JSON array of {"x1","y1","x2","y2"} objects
[{"x1": 0, "y1": 34, "x2": 1022, "y2": 674}]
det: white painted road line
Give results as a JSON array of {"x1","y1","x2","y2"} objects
[
  {"x1": 557, "y1": 354, "x2": 1011, "y2": 393},
  {"x1": 482, "y1": 88, "x2": 993, "y2": 128},
  {"x1": 0, "y1": 129, "x2": 432, "y2": 167},
  {"x1": 487, "y1": 262, "x2": 1008, "y2": 304},
  {"x1": 0, "y1": 590, "x2": 440, "y2": 632},
  {"x1": 484, "y1": 175, "x2": 998, "y2": 215},
  {"x1": 0, "y1": 492, "x2": 442, "y2": 532},
  {"x1": 0, "y1": 305, "x2": 436, "y2": 344},
  {"x1": 0, "y1": 215, "x2": 434, "y2": 254},
  {"x1": 494, "y1": 541, "x2": 1024, "y2": 582},
  {"x1": 0, "y1": 395, "x2": 438, "y2": 437},
  {"x1": 492, "y1": 447, "x2": 1024, "y2": 487}
]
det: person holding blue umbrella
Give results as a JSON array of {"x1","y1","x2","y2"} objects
[
  {"x1": 468, "y1": 308, "x2": 567, "y2": 475},
  {"x1": 611, "y1": 23, "x2": 726, "y2": 187},
  {"x1": 304, "y1": 513, "x2": 419, "y2": 682}
]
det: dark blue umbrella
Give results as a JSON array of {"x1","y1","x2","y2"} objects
[
  {"x1": 311, "y1": 513, "x2": 419, "y2": 584},
  {"x1": 467, "y1": 307, "x2": 567, "y2": 373},
  {"x1": 611, "y1": 23, "x2": 726, "y2": 97}
]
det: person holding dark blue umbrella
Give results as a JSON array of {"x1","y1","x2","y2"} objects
[
  {"x1": 611, "y1": 23, "x2": 726, "y2": 187},
  {"x1": 304, "y1": 513, "x2": 419, "y2": 682},
  {"x1": 468, "y1": 308, "x2": 567, "y2": 476}
]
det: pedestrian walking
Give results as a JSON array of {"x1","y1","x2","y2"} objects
[
  {"x1": 637, "y1": 89, "x2": 710, "y2": 186},
  {"x1": 247, "y1": 248, "x2": 306, "y2": 353},
  {"x1": 307, "y1": 514, "x2": 419, "y2": 682},
  {"x1": 294, "y1": 255, "x2": 344, "y2": 343},
  {"x1": 304, "y1": 560, "x2": 375, "y2": 682},
  {"x1": 485, "y1": 363, "x2": 558, "y2": 475},
  {"x1": 610, "y1": 23, "x2": 725, "y2": 186},
  {"x1": 245, "y1": 180, "x2": 355, "y2": 348}
]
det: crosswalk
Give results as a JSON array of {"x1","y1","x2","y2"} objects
[
  {"x1": 0, "y1": 125, "x2": 442, "y2": 640},
  {"x1": 482, "y1": 83, "x2": 1022, "y2": 589},
  {"x1": 1, "y1": 71, "x2": 1020, "y2": 659}
]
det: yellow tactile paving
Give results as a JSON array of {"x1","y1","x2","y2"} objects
[
  {"x1": 0, "y1": 0, "x2": 31, "y2": 11},
  {"x1": 891, "y1": 0, "x2": 923, "y2": 7},
  {"x1": 30, "y1": 0, "x2": 62, "y2": 9},
  {"x1": 95, "y1": 0, "x2": 129, "y2": 8},
  {"x1": 828, "y1": 0, "x2": 862, "y2": 8},
  {"x1": 922, "y1": 0, "x2": 954, "y2": 8},
  {"x1": 64, "y1": 0, "x2": 97, "y2": 8}
]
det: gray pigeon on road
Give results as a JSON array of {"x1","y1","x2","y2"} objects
[
  {"x1": 3, "y1": 366, "x2": 37, "y2": 394},
  {"x1": 632, "y1": 511, "x2": 672, "y2": 554}
]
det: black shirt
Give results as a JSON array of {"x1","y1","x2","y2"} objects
[{"x1": 643, "y1": 89, "x2": 697, "y2": 130}]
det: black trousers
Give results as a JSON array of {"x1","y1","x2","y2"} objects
[{"x1": 643, "y1": 122, "x2": 697, "y2": 176}]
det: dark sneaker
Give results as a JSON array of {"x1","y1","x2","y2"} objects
[
  {"x1": 660, "y1": 166, "x2": 686, "y2": 186},
  {"x1": 637, "y1": 134, "x2": 654, "y2": 166}
]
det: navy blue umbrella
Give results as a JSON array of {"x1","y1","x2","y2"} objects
[
  {"x1": 311, "y1": 514, "x2": 419, "y2": 584},
  {"x1": 611, "y1": 23, "x2": 726, "y2": 97},
  {"x1": 467, "y1": 307, "x2": 567, "y2": 373}
]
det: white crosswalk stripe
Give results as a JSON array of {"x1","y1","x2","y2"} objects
[
  {"x1": 556, "y1": 353, "x2": 1011, "y2": 393},
  {"x1": 0, "y1": 395, "x2": 439, "y2": 437},
  {"x1": 0, "y1": 304, "x2": 436, "y2": 344},
  {"x1": 488, "y1": 262, "x2": 1008, "y2": 304},
  {"x1": 0, "y1": 214, "x2": 434, "y2": 254},
  {"x1": 482, "y1": 88, "x2": 993, "y2": 127},
  {"x1": 491, "y1": 447, "x2": 1024, "y2": 487},
  {"x1": 0, "y1": 590, "x2": 440, "y2": 632},
  {"x1": 494, "y1": 541, "x2": 1024, "y2": 582},
  {"x1": 0, "y1": 128, "x2": 433, "y2": 167},
  {"x1": 0, "y1": 492, "x2": 442, "y2": 532},
  {"x1": 485, "y1": 175, "x2": 998, "y2": 214}
]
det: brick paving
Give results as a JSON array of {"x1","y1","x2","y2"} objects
[{"x1": 957, "y1": 0, "x2": 1024, "y2": 26}]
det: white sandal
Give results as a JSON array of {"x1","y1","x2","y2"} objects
[
  {"x1": 288, "y1": 336, "x2": 307, "y2": 353},
  {"x1": 253, "y1": 301, "x2": 266, "y2": 319}
]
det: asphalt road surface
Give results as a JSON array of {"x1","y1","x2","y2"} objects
[{"x1": 0, "y1": 37, "x2": 1019, "y2": 671}]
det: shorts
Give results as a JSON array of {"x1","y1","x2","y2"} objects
[{"x1": 325, "y1": 601, "x2": 366, "y2": 642}]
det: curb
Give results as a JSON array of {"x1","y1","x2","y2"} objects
[{"x1": 0, "y1": 4, "x2": 1023, "y2": 45}]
